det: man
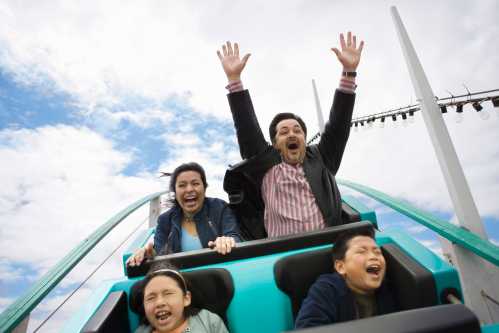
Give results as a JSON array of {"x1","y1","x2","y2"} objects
[
  {"x1": 294, "y1": 227, "x2": 398, "y2": 328},
  {"x1": 218, "y1": 32, "x2": 363, "y2": 238}
]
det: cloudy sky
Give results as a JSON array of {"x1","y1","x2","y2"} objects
[{"x1": 1, "y1": 0, "x2": 498, "y2": 331}]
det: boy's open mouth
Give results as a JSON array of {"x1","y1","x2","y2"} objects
[{"x1": 366, "y1": 264, "x2": 381, "y2": 276}]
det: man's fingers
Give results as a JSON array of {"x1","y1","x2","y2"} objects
[
  {"x1": 227, "y1": 41, "x2": 233, "y2": 56},
  {"x1": 234, "y1": 43, "x2": 240, "y2": 57},
  {"x1": 347, "y1": 31, "x2": 352, "y2": 47},
  {"x1": 331, "y1": 48, "x2": 340, "y2": 59},
  {"x1": 208, "y1": 241, "x2": 216, "y2": 248},
  {"x1": 352, "y1": 35, "x2": 357, "y2": 49},
  {"x1": 358, "y1": 40, "x2": 365, "y2": 54},
  {"x1": 222, "y1": 44, "x2": 228, "y2": 57},
  {"x1": 217, "y1": 50, "x2": 223, "y2": 61},
  {"x1": 339, "y1": 33, "x2": 346, "y2": 50},
  {"x1": 241, "y1": 53, "x2": 251, "y2": 66}
]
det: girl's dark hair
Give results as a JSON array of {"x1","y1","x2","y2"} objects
[
  {"x1": 130, "y1": 262, "x2": 200, "y2": 326},
  {"x1": 168, "y1": 162, "x2": 208, "y2": 206},
  {"x1": 331, "y1": 226, "x2": 376, "y2": 265},
  {"x1": 269, "y1": 112, "x2": 307, "y2": 144}
]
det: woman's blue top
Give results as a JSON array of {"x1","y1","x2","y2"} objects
[
  {"x1": 180, "y1": 227, "x2": 203, "y2": 251},
  {"x1": 153, "y1": 197, "x2": 242, "y2": 254}
]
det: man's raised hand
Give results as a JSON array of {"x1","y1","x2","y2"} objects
[
  {"x1": 331, "y1": 32, "x2": 364, "y2": 71},
  {"x1": 217, "y1": 41, "x2": 251, "y2": 82}
]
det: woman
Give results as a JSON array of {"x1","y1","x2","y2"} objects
[
  {"x1": 131, "y1": 263, "x2": 228, "y2": 333},
  {"x1": 127, "y1": 162, "x2": 242, "y2": 266}
]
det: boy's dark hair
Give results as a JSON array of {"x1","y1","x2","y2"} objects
[
  {"x1": 269, "y1": 113, "x2": 307, "y2": 144},
  {"x1": 130, "y1": 261, "x2": 200, "y2": 325},
  {"x1": 331, "y1": 226, "x2": 376, "y2": 264}
]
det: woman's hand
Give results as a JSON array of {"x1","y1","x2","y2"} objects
[
  {"x1": 208, "y1": 236, "x2": 236, "y2": 255},
  {"x1": 126, "y1": 242, "x2": 154, "y2": 267},
  {"x1": 217, "y1": 41, "x2": 251, "y2": 82},
  {"x1": 331, "y1": 31, "x2": 364, "y2": 71}
]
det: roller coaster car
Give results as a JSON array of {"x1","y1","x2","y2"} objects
[{"x1": 70, "y1": 216, "x2": 479, "y2": 333}]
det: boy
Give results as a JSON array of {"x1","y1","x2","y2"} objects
[{"x1": 295, "y1": 227, "x2": 398, "y2": 328}]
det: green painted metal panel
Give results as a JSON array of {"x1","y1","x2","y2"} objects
[
  {"x1": 342, "y1": 194, "x2": 378, "y2": 227},
  {"x1": 482, "y1": 324, "x2": 499, "y2": 332},
  {"x1": 338, "y1": 179, "x2": 499, "y2": 266},
  {"x1": 0, "y1": 191, "x2": 166, "y2": 333}
]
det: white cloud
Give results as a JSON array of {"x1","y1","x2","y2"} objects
[
  {"x1": 0, "y1": 125, "x2": 162, "y2": 269},
  {"x1": 407, "y1": 225, "x2": 427, "y2": 234},
  {"x1": 92, "y1": 107, "x2": 174, "y2": 129},
  {"x1": 162, "y1": 132, "x2": 201, "y2": 146},
  {"x1": 0, "y1": 297, "x2": 13, "y2": 313},
  {"x1": 1, "y1": 0, "x2": 497, "y2": 224},
  {"x1": 0, "y1": 259, "x2": 29, "y2": 282},
  {"x1": 418, "y1": 239, "x2": 444, "y2": 258},
  {"x1": 0, "y1": 0, "x2": 498, "y2": 329}
]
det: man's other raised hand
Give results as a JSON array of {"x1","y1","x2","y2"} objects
[{"x1": 217, "y1": 41, "x2": 251, "y2": 82}]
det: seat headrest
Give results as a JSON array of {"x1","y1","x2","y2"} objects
[
  {"x1": 129, "y1": 268, "x2": 234, "y2": 324},
  {"x1": 274, "y1": 247, "x2": 332, "y2": 318}
]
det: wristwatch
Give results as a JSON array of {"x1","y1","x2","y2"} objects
[{"x1": 342, "y1": 71, "x2": 357, "y2": 78}]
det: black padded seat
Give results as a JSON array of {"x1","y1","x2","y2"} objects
[
  {"x1": 81, "y1": 291, "x2": 130, "y2": 333},
  {"x1": 130, "y1": 268, "x2": 234, "y2": 325},
  {"x1": 341, "y1": 202, "x2": 361, "y2": 223},
  {"x1": 128, "y1": 221, "x2": 374, "y2": 277},
  {"x1": 382, "y1": 243, "x2": 439, "y2": 310},
  {"x1": 183, "y1": 268, "x2": 235, "y2": 323},
  {"x1": 289, "y1": 304, "x2": 480, "y2": 333},
  {"x1": 274, "y1": 243, "x2": 439, "y2": 319}
]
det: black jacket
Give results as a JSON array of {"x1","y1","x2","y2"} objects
[
  {"x1": 295, "y1": 273, "x2": 399, "y2": 329},
  {"x1": 223, "y1": 89, "x2": 355, "y2": 239}
]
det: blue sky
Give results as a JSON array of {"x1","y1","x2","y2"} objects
[{"x1": 1, "y1": 0, "x2": 498, "y2": 331}]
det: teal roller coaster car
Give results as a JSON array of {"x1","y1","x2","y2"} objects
[{"x1": 62, "y1": 196, "x2": 488, "y2": 333}]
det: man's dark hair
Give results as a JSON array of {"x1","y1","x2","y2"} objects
[
  {"x1": 169, "y1": 161, "x2": 208, "y2": 193},
  {"x1": 130, "y1": 261, "x2": 200, "y2": 325},
  {"x1": 331, "y1": 226, "x2": 376, "y2": 264},
  {"x1": 268, "y1": 112, "x2": 307, "y2": 144}
]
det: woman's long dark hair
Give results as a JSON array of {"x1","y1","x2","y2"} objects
[
  {"x1": 130, "y1": 262, "x2": 200, "y2": 326},
  {"x1": 168, "y1": 162, "x2": 208, "y2": 207}
]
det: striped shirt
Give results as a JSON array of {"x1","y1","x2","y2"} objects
[
  {"x1": 226, "y1": 75, "x2": 356, "y2": 238},
  {"x1": 261, "y1": 162, "x2": 326, "y2": 237}
]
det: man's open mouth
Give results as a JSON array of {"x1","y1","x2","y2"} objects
[{"x1": 287, "y1": 142, "x2": 299, "y2": 150}]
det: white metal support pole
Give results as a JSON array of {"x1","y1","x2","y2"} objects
[
  {"x1": 312, "y1": 79, "x2": 325, "y2": 133},
  {"x1": 391, "y1": 6, "x2": 499, "y2": 323},
  {"x1": 149, "y1": 197, "x2": 160, "y2": 228}
]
